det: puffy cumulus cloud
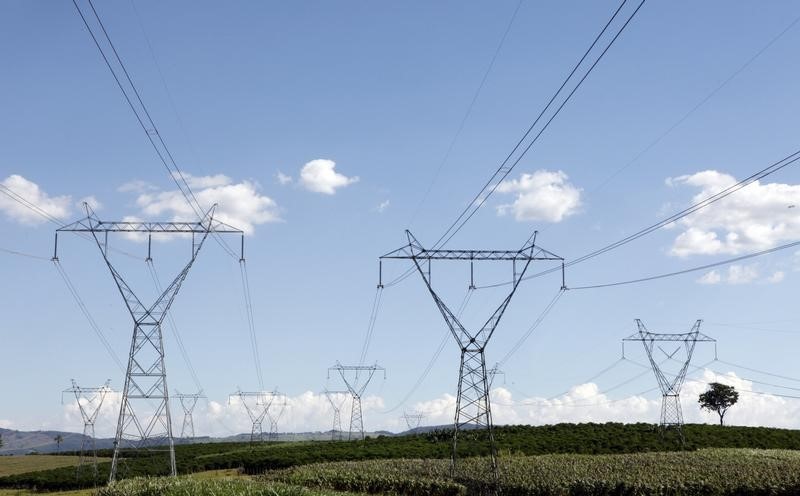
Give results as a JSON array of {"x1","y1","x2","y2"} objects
[
  {"x1": 299, "y1": 159, "x2": 359, "y2": 195},
  {"x1": 0, "y1": 175, "x2": 72, "y2": 225},
  {"x1": 697, "y1": 270, "x2": 722, "y2": 285},
  {"x1": 698, "y1": 264, "x2": 760, "y2": 285},
  {"x1": 495, "y1": 170, "x2": 582, "y2": 222},
  {"x1": 668, "y1": 170, "x2": 800, "y2": 257},
  {"x1": 124, "y1": 173, "x2": 280, "y2": 235},
  {"x1": 59, "y1": 390, "x2": 122, "y2": 438}
]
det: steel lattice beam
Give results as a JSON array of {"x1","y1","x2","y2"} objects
[
  {"x1": 380, "y1": 230, "x2": 563, "y2": 483},
  {"x1": 328, "y1": 362, "x2": 386, "y2": 440},
  {"x1": 62, "y1": 379, "x2": 113, "y2": 478},
  {"x1": 323, "y1": 390, "x2": 349, "y2": 441},
  {"x1": 623, "y1": 319, "x2": 716, "y2": 442},
  {"x1": 175, "y1": 390, "x2": 205, "y2": 440},
  {"x1": 55, "y1": 203, "x2": 243, "y2": 482}
]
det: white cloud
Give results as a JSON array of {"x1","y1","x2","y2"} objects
[
  {"x1": 125, "y1": 173, "x2": 281, "y2": 235},
  {"x1": 299, "y1": 159, "x2": 359, "y2": 195},
  {"x1": 0, "y1": 175, "x2": 72, "y2": 225},
  {"x1": 276, "y1": 172, "x2": 293, "y2": 185},
  {"x1": 376, "y1": 200, "x2": 390, "y2": 213},
  {"x1": 668, "y1": 170, "x2": 800, "y2": 257},
  {"x1": 768, "y1": 271, "x2": 785, "y2": 283},
  {"x1": 697, "y1": 270, "x2": 721, "y2": 285},
  {"x1": 118, "y1": 179, "x2": 157, "y2": 194},
  {"x1": 697, "y1": 264, "x2": 761, "y2": 285},
  {"x1": 495, "y1": 170, "x2": 582, "y2": 222},
  {"x1": 78, "y1": 195, "x2": 102, "y2": 211},
  {"x1": 727, "y1": 264, "x2": 759, "y2": 284},
  {"x1": 180, "y1": 172, "x2": 232, "y2": 189}
]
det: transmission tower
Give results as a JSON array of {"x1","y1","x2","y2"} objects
[
  {"x1": 230, "y1": 389, "x2": 273, "y2": 444},
  {"x1": 623, "y1": 319, "x2": 716, "y2": 441},
  {"x1": 54, "y1": 203, "x2": 243, "y2": 481},
  {"x1": 487, "y1": 363, "x2": 505, "y2": 388},
  {"x1": 381, "y1": 230, "x2": 563, "y2": 480},
  {"x1": 323, "y1": 390, "x2": 349, "y2": 441},
  {"x1": 62, "y1": 379, "x2": 113, "y2": 478},
  {"x1": 401, "y1": 411, "x2": 425, "y2": 432},
  {"x1": 328, "y1": 362, "x2": 386, "y2": 440},
  {"x1": 266, "y1": 391, "x2": 288, "y2": 441},
  {"x1": 175, "y1": 390, "x2": 206, "y2": 440}
]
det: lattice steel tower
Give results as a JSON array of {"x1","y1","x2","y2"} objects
[
  {"x1": 323, "y1": 390, "x2": 349, "y2": 441},
  {"x1": 54, "y1": 203, "x2": 243, "y2": 481},
  {"x1": 266, "y1": 391, "x2": 288, "y2": 441},
  {"x1": 62, "y1": 379, "x2": 113, "y2": 477},
  {"x1": 401, "y1": 411, "x2": 425, "y2": 431},
  {"x1": 381, "y1": 230, "x2": 563, "y2": 479},
  {"x1": 329, "y1": 362, "x2": 386, "y2": 440},
  {"x1": 230, "y1": 389, "x2": 273, "y2": 444},
  {"x1": 623, "y1": 319, "x2": 716, "y2": 440},
  {"x1": 175, "y1": 391, "x2": 205, "y2": 440}
]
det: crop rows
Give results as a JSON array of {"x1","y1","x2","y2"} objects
[{"x1": 268, "y1": 448, "x2": 800, "y2": 496}]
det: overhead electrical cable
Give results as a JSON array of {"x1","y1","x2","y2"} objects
[
  {"x1": 475, "y1": 146, "x2": 800, "y2": 290},
  {"x1": 385, "y1": 0, "x2": 645, "y2": 288},
  {"x1": 0, "y1": 247, "x2": 50, "y2": 261},
  {"x1": 408, "y1": 0, "x2": 524, "y2": 226},
  {"x1": 496, "y1": 287, "x2": 565, "y2": 367}
]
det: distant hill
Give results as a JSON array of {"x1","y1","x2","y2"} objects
[{"x1": 0, "y1": 427, "x2": 398, "y2": 455}]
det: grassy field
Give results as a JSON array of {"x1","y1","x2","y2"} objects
[
  {"x1": 268, "y1": 448, "x2": 800, "y2": 496},
  {"x1": 0, "y1": 455, "x2": 109, "y2": 477}
]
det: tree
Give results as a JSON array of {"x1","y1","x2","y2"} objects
[
  {"x1": 699, "y1": 382, "x2": 739, "y2": 426},
  {"x1": 54, "y1": 434, "x2": 63, "y2": 452}
]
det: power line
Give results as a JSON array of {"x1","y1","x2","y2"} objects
[
  {"x1": 432, "y1": 0, "x2": 646, "y2": 251},
  {"x1": 569, "y1": 238, "x2": 800, "y2": 290},
  {"x1": 239, "y1": 260, "x2": 264, "y2": 391},
  {"x1": 408, "y1": 0, "x2": 524, "y2": 226},
  {"x1": 0, "y1": 247, "x2": 50, "y2": 261},
  {"x1": 587, "y1": 12, "x2": 800, "y2": 195},
  {"x1": 476, "y1": 146, "x2": 800, "y2": 290},
  {"x1": 497, "y1": 287, "x2": 565, "y2": 366},
  {"x1": 384, "y1": 0, "x2": 645, "y2": 290}
]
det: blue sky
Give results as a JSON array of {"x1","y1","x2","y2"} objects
[{"x1": 3, "y1": 0, "x2": 800, "y2": 436}]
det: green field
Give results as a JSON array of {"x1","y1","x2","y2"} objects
[
  {"x1": 268, "y1": 448, "x2": 800, "y2": 495},
  {"x1": 0, "y1": 455, "x2": 110, "y2": 478},
  {"x1": 3, "y1": 423, "x2": 800, "y2": 494}
]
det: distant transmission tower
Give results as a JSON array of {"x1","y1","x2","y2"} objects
[
  {"x1": 175, "y1": 391, "x2": 205, "y2": 440},
  {"x1": 54, "y1": 203, "x2": 243, "y2": 481},
  {"x1": 623, "y1": 319, "x2": 716, "y2": 441},
  {"x1": 401, "y1": 411, "x2": 425, "y2": 432},
  {"x1": 487, "y1": 363, "x2": 505, "y2": 387},
  {"x1": 230, "y1": 389, "x2": 273, "y2": 444},
  {"x1": 323, "y1": 390, "x2": 349, "y2": 441},
  {"x1": 329, "y1": 362, "x2": 386, "y2": 440},
  {"x1": 381, "y1": 230, "x2": 563, "y2": 479},
  {"x1": 62, "y1": 379, "x2": 113, "y2": 478},
  {"x1": 266, "y1": 391, "x2": 288, "y2": 441}
]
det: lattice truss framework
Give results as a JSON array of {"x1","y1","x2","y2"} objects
[
  {"x1": 230, "y1": 389, "x2": 273, "y2": 444},
  {"x1": 323, "y1": 390, "x2": 349, "y2": 441},
  {"x1": 401, "y1": 411, "x2": 425, "y2": 431},
  {"x1": 55, "y1": 203, "x2": 243, "y2": 481},
  {"x1": 329, "y1": 362, "x2": 386, "y2": 441},
  {"x1": 623, "y1": 319, "x2": 716, "y2": 433},
  {"x1": 62, "y1": 379, "x2": 113, "y2": 477},
  {"x1": 265, "y1": 391, "x2": 288, "y2": 441},
  {"x1": 175, "y1": 391, "x2": 205, "y2": 439},
  {"x1": 381, "y1": 230, "x2": 564, "y2": 479}
]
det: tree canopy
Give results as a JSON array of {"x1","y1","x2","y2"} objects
[{"x1": 699, "y1": 382, "x2": 739, "y2": 426}]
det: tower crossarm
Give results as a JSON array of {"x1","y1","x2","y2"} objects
[{"x1": 329, "y1": 362, "x2": 386, "y2": 398}]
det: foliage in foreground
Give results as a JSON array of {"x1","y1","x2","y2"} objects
[
  {"x1": 268, "y1": 448, "x2": 800, "y2": 496},
  {"x1": 96, "y1": 477, "x2": 360, "y2": 496},
  {"x1": 4, "y1": 423, "x2": 800, "y2": 491}
]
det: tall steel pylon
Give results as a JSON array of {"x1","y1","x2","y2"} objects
[
  {"x1": 328, "y1": 362, "x2": 386, "y2": 440},
  {"x1": 230, "y1": 389, "x2": 273, "y2": 444},
  {"x1": 175, "y1": 391, "x2": 205, "y2": 440},
  {"x1": 487, "y1": 363, "x2": 505, "y2": 388},
  {"x1": 54, "y1": 203, "x2": 243, "y2": 481},
  {"x1": 401, "y1": 411, "x2": 425, "y2": 432},
  {"x1": 266, "y1": 391, "x2": 288, "y2": 441},
  {"x1": 323, "y1": 390, "x2": 349, "y2": 441},
  {"x1": 62, "y1": 379, "x2": 113, "y2": 478},
  {"x1": 381, "y1": 230, "x2": 563, "y2": 480},
  {"x1": 623, "y1": 319, "x2": 716, "y2": 441}
]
